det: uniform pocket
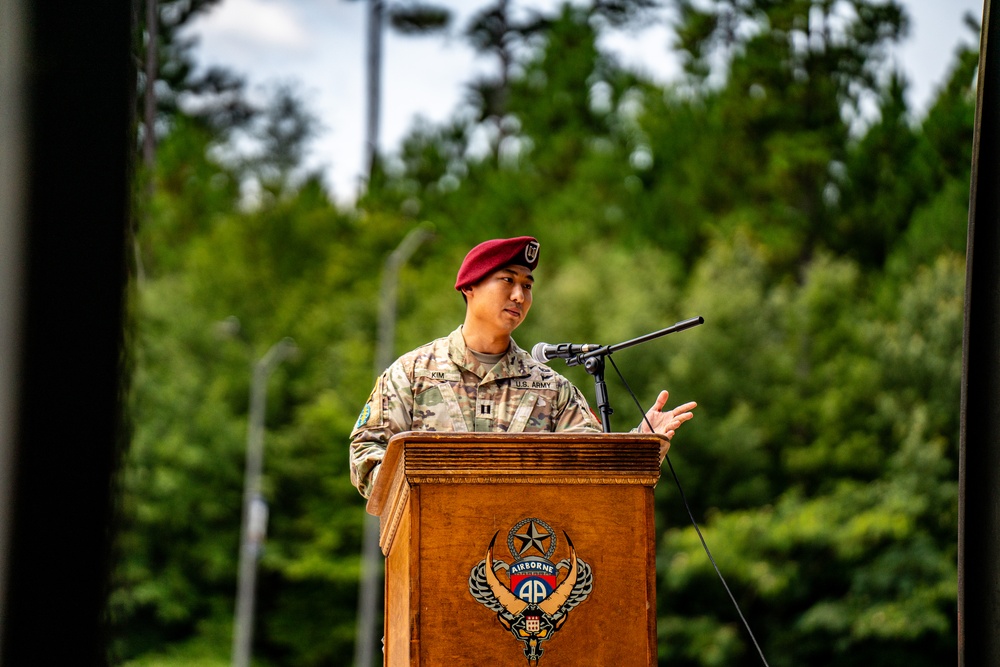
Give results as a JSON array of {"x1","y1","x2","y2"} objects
[
  {"x1": 412, "y1": 383, "x2": 469, "y2": 432},
  {"x1": 505, "y1": 391, "x2": 539, "y2": 433}
]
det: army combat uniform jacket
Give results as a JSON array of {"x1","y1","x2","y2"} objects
[{"x1": 349, "y1": 326, "x2": 601, "y2": 497}]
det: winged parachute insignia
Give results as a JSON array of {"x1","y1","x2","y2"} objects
[{"x1": 468, "y1": 519, "x2": 593, "y2": 666}]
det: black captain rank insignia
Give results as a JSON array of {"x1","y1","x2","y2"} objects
[{"x1": 468, "y1": 517, "x2": 593, "y2": 666}]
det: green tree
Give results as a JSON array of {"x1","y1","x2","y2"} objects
[
  {"x1": 671, "y1": 0, "x2": 910, "y2": 264},
  {"x1": 138, "y1": 0, "x2": 255, "y2": 148},
  {"x1": 656, "y1": 236, "x2": 961, "y2": 666}
]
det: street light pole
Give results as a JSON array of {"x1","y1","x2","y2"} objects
[
  {"x1": 363, "y1": 0, "x2": 384, "y2": 188},
  {"x1": 355, "y1": 224, "x2": 433, "y2": 667},
  {"x1": 232, "y1": 338, "x2": 296, "y2": 667}
]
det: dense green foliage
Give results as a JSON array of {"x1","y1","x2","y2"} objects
[{"x1": 114, "y1": 1, "x2": 975, "y2": 665}]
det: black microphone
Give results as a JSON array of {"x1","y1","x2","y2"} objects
[{"x1": 531, "y1": 341, "x2": 602, "y2": 364}]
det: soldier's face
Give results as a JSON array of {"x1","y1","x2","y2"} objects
[{"x1": 464, "y1": 265, "x2": 534, "y2": 336}]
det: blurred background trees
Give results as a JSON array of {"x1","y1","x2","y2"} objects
[{"x1": 114, "y1": 0, "x2": 975, "y2": 664}]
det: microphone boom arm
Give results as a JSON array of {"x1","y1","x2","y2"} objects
[{"x1": 564, "y1": 316, "x2": 705, "y2": 432}]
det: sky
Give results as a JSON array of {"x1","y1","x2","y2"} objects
[{"x1": 183, "y1": 0, "x2": 984, "y2": 204}]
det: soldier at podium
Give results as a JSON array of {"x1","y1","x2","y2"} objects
[{"x1": 349, "y1": 236, "x2": 696, "y2": 498}]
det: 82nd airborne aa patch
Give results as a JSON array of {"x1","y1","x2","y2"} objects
[{"x1": 468, "y1": 517, "x2": 592, "y2": 666}]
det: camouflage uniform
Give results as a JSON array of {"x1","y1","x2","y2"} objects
[{"x1": 349, "y1": 327, "x2": 601, "y2": 497}]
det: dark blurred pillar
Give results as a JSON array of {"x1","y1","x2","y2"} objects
[
  {"x1": 960, "y1": 1, "x2": 1000, "y2": 665},
  {"x1": 0, "y1": 0, "x2": 134, "y2": 664}
]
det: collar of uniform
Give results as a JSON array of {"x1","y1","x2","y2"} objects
[{"x1": 448, "y1": 327, "x2": 530, "y2": 381}]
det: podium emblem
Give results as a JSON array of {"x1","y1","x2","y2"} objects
[{"x1": 469, "y1": 517, "x2": 593, "y2": 665}]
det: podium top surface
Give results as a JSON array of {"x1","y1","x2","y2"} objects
[{"x1": 366, "y1": 432, "x2": 666, "y2": 517}]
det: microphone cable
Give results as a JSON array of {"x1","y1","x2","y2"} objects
[{"x1": 607, "y1": 354, "x2": 772, "y2": 667}]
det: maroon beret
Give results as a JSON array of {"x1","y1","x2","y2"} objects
[{"x1": 455, "y1": 236, "x2": 540, "y2": 290}]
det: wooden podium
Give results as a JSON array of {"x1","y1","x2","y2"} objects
[{"x1": 366, "y1": 432, "x2": 665, "y2": 666}]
